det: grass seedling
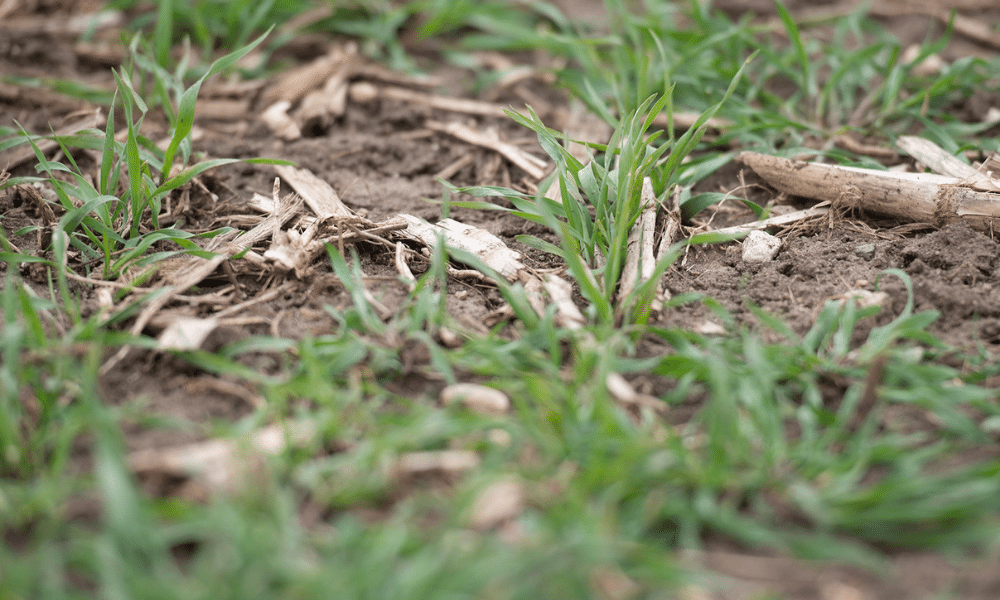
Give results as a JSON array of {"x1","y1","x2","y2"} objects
[{"x1": 110, "y1": 0, "x2": 309, "y2": 68}]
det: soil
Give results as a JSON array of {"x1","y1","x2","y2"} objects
[{"x1": 3, "y1": 1, "x2": 1000, "y2": 598}]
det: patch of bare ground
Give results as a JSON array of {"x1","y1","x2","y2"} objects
[{"x1": 659, "y1": 218, "x2": 1000, "y2": 351}]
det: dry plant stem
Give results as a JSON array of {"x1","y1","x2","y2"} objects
[
  {"x1": 265, "y1": 213, "x2": 406, "y2": 278},
  {"x1": 919, "y1": 9, "x2": 1000, "y2": 51},
  {"x1": 363, "y1": 287, "x2": 393, "y2": 320},
  {"x1": 195, "y1": 99, "x2": 252, "y2": 121},
  {"x1": 297, "y1": 74, "x2": 350, "y2": 124},
  {"x1": 895, "y1": 135, "x2": 981, "y2": 179},
  {"x1": 0, "y1": 109, "x2": 103, "y2": 170},
  {"x1": 833, "y1": 134, "x2": 897, "y2": 160},
  {"x1": 425, "y1": 120, "x2": 548, "y2": 180},
  {"x1": 395, "y1": 242, "x2": 417, "y2": 291},
  {"x1": 711, "y1": 205, "x2": 832, "y2": 237},
  {"x1": 435, "y1": 153, "x2": 476, "y2": 180},
  {"x1": 739, "y1": 151, "x2": 1000, "y2": 230},
  {"x1": 185, "y1": 377, "x2": 266, "y2": 410},
  {"x1": 606, "y1": 372, "x2": 668, "y2": 413},
  {"x1": 618, "y1": 177, "x2": 657, "y2": 307},
  {"x1": 0, "y1": 0, "x2": 18, "y2": 21},
  {"x1": 264, "y1": 224, "x2": 317, "y2": 278},
  {"x1": 0, "y1": 9, "x2": 123, "y2": 34},
  {"x1": 944, "y1": 12, "x2": 1000, "y2": 51},
  {"x1": 654, "y1": 187, "x2": 683, "y2": 303},
  {"x1": 279, "y1": 4, "x2": 333, "y2": 35},
  {"x1": 656, "y1": 187, "x2": 682, "y2": 262},
  {"x1": 349, "y1": 82, "x2": 510, "y2": 118},
  {"x1": 651, "y1": 112, "x2": 732, "y2": 131},
  {"x1": 274, "y1": 165, "x2": 355, "y2": 219},
  {"x1": 541, "y1": 273, "x2": 585, "y2": 329},
  {"x1": 262, "y1": 45, "x2": 353, "y2": 105},
  {"x1": 333, "y1": 217, "x2": 408, "y2": 243},
  {"x1": 297, "y1": 43, "x2": 358, "y2": 126},
  {"x1": 393, "y1": 450, "x2": 479, "y2": 478},
  {"x1": 353, "y1": 64, "x2": 444, "y2": 88}
]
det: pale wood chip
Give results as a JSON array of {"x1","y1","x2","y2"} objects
[
  {"x1": 469, "y1": 476, "x2": 524, "y2": 530},
  {"x1": 520, "y1": 273, "x2": 549, "y2": 321},
  {"x1": 248, "y1": 191, "x2": 277, "y2": 213},
  {"x1": 693, "y1": 321, "x2": 726, "y2": 336},
  {"x1": 394, "y1": 450, "x2": 480, "y2": 477},
  {"x1": 260, "y1": 101, "x2": 301, "y2": 141},
  {"x1": 606, "y1": 372, "x2": 668, "y2": 413},
  {"x1": 441, "y1": 383, "x2": 510, "y2": 416},
  {"x1": 901, "y1": 43, "x2": 946, "y2": 77},
  {"x1": 155, "y1": 316, "x2": 220, "y2": 351},
  {"x1": 127, "y1": 421, "x2": 316, "y2": 493},
  {"x1": 833, "y1": 289, "x2": 890, "y2": 311}
]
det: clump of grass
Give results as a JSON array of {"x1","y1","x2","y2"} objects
[
  {"x1": 444, "y1": 57, "x2": 752, "y2": 327},
  {"x1": 1, "y1": 30, "x2": 285, "y2": 283}
]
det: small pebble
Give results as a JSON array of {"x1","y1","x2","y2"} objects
[
  {"x1": 854, "y1": 243, "x2": 875, "y2": 260},
  {"x1": 742, "y1": 230, "x2": 782, "y2": 263}
]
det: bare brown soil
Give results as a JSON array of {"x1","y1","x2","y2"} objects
[{"x1": 3, "y1": 1, "x2": 1000, "y2": 598}]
